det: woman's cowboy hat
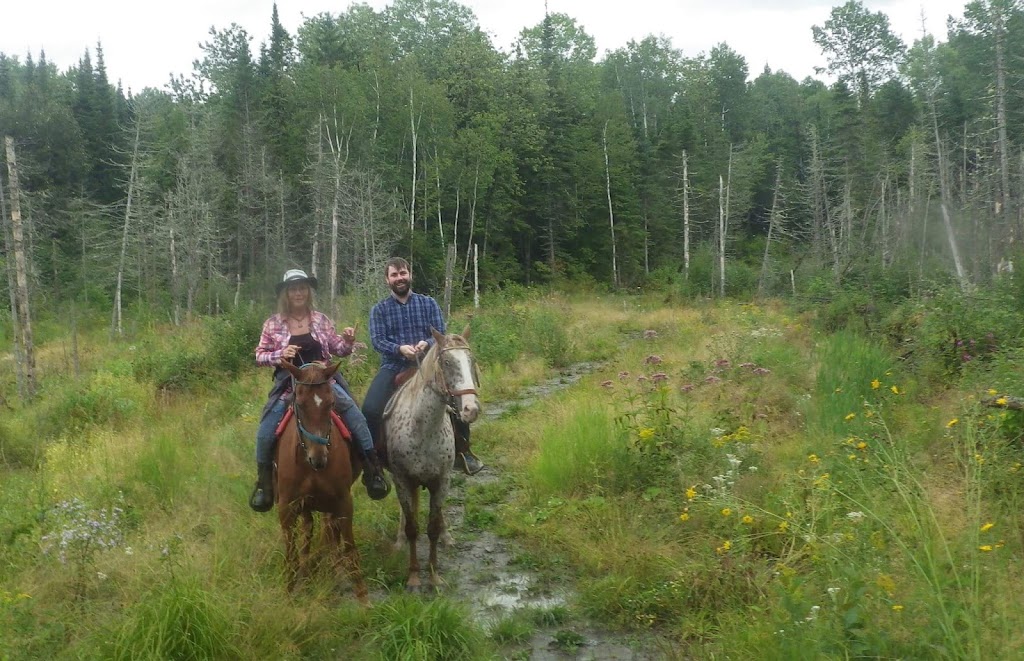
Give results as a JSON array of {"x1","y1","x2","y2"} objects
[{"x1": 276, "y1": 269, "x2": 318, "y2": 294}]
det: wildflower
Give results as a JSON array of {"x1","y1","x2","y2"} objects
[
  {"x1": 618, "y1": 371, "x2": 630, "y2": 381},
  {"x1": 1012, "y1": 463, "x2": 1022, "y2": 474},
  {"x1": 981, "y1": 522, "x2": 995, "y2": 533},
  {"x1": 946, "y1": 418, "x2": 958, "y2": 428},
  {"x1": 739, "y1": 362, "x2": 755, "y2": 369},
  {"x1": 890, "y1": 385, "x2": 900, "y2": 395},
  {"x1": 997, "y1": 397, "x2": 1008, "y2": 406},
  {"x1": 827, "y1": 587, "x2": 840, "y2": 597},
  {"x1": 600, "y1": 380, "x2": 614, "y2": 389},
  {"x1": 680, "y1": 383, "x2": 695, "y2": 393},
  {"x1": 651, "y1": 372, "x2": 668, "y2": 383},
  {"x1": 834, "y1": 387, "x2": 843, "y2": 393},
  {"x1": 979, "y1": 545, "x2": 994, "y2": 552},
  {"x1": 846, "y1": 511, "x2": 865, "y2": 522},
  {"x1": 679, "y1": 512, "x2": 690, "y2": 522},
  {"x1": 996, "y1": 540, "x2": 1005, "y2": 549},
  {"x1": 813, "y1": 473, "x2": 830, "y2": 488},
  {"x1": 644, "y1": 355, "x2": 663, "y2": 365},
  {"x1": 848, "y1": 454, "x2": 857, "y2": 460},
  {"x1": 892, "y1": 604, "x2": 904, "y2": 612},
  {"x1": 704, "y1": 375, "x2": 722, "y2": 384},
  {"x1": 975, "y1": 454, "x2": 985, "y2": 465},
  {"x1": 722, "y1": 540, "x2": 732, "y2": 551},
  {"x1": 686, "y1": 486, "x2": 697, "y2": 500},
  {"x1": 865, "y1": 410, "x2": 874, "y2": 418},
  {"x1": 714, "y1": 359, "x2": 731, "y2": 368},
  {"x1": 752, "y1": 367, "x2": 771, "y2": 375},
  {"x1": 638, "y1": 428, "x2": 655, "y2": 440},
  {"x1": 742, "y1": 515, "x2": 754, "y2": 525},
  {"x1": 643, "y1": 329, "x2": 658, "y2": 339},
  {"x1": 856, "y1": 441, "x2": 867, "y2": 450},
  {"x1": 96, "y1": 572, "x2": 107, "y2": 581},
  {"x1": 845, "y1": 413, "x2": 856, "y2": 421},
  {"x1": 876, "y1": 574, "x2": 896, "y2": 595},
  {"x1": 721, "y1": 508, "x2": 732, "y2": 517},
  {"x1": 989, "y1": 389, "x2": 998, "y2": 396},
  {"x1": 871, "y1": 379, "x2": 881, "y2": 389},
  {"x1": 778, "y1": 521, "x2": 789, "y2": 531},
  {"x1": 807, "y1": 454, "x2": 820, "y2": 464},
  {"x1": 637, "y1": 375, "x2": 649, "y2": 383}
]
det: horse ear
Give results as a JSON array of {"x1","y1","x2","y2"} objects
[
  {"x1": 430, "y1": 326, "x2": 445, "y2": 346},
  {"x1": 460, "y1": 324, "x2": 471, "y2": 340},
  {"x1": 323, "y1": 359, "x2": 341, "y2": 378},
  {"x1": 281, "y1": 359, "x2": 302, "y2": 379}
]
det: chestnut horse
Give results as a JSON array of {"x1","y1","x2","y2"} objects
[
  {"x1": 274, "y1": 359, "x2": 369, "y2": 605},
  {"x1": 384, "y1": 325, "x2": 480, "y2": 591}
]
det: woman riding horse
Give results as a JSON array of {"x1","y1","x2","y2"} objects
[{"x1": 249, "y1": 269, "x2": 390, "y2": 511}]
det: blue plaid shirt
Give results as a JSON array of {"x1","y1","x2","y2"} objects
[{"x1": 369, "y1": 292, "x2": 446, "y2": 372}]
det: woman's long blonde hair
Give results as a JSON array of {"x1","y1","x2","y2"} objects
[{"x1": 277, "y1": 284, "x2": 317, "y2": 318}]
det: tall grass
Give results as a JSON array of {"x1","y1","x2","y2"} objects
[
  {"x1": 808, "y1": 329, "x2": 896, "y2": 437},
  {"x1": 530, "y1": 403, "x2": 632, "y2": 497},
  {"x1": 367, "y1": 595, "x2": 490, "y2": 660}
]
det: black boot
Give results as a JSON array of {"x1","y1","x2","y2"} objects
[
  {"x1": 249, "y1": 462, "x2": 275, "y2": 512},
  {"x1": 362, "y1": 449, "x2": 391, "y2": 501},
  {"x1": 452, "y1": 417, "x2": 484, "y2": 476}
]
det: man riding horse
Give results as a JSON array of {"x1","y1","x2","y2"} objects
[{"x1": 361, "y1": 257, "x2": 484, "y2": 476}]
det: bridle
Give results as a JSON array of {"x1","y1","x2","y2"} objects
[
  {"x1": 423, "y1": 345, "x2": 479, "y2": 412},
  {"x1": 291, "y1": 367, "x2": 333, "y2": 450}
]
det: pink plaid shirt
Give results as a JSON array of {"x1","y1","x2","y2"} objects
[{"x1": 255, "y1": 310, "x2": 354, "y2": 368}]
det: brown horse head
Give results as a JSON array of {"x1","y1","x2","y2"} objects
[
  {"x1": 281, "y1": 359, "x2": 340, "y2": 471},
  {"x1": 428, "y1": 325, "x2": 480, "y2": 424}
]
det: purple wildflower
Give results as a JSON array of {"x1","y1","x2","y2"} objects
[
  {"x1": 651, "y1": 372, "x2": 668, "y2": 383},
  {"x1": 643, "y1": 329, "x2": 658, "y2": 339},
  {"x1": 704, "y1": 375, "x2": 722, "y2": 384},
  {"x1": 714, "y1": 359, "x2": 731, "y2": 368},
  {"x1": 680, "y1": 383, "x2": 695, "y2": 393},
  {"x1": 739, "y1": 362, "x2": 756, "y2": 369},
  {"x1": 618, "y1": 371, "x2": 630, "y2": 381},
  {"x1": 644, "y1": 355, "x2": 663, "y2": 365},
  {"x1": 752, "y1": 367, "x2": 772, "y2": 375},
  {"x1": 601, "y1": 380, "x2": 614, "y2": 389}
]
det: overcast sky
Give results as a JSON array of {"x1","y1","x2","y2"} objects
[{"x1": 3, "y1": 0, "x2": 969, "y2": 94}]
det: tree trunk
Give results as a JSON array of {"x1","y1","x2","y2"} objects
[
  {"x1": 0, "y1": 160, "x2": 25, "y2": 400},
  {"x1": 603, "y1": 121, "x2": 618, "y2": 287},
  {"x1": 4, "y1": 136, "x2": 36, "y2": 398},
  {"x1": 442, "y1": 243, "x2": 456, "y2": 319},
  {"x1": 718, "y1": 174, "x2": 726, "y2": 297},
  {"x1": 930, "y1": 97, "x2": 968, "y2": 289},
  {"x1": 994, "y1": 4, "x2": 1014, "y2": 238},
  {"x1": 462, "y1": 163, "x2": 479, "y2": 281},
  {"x1": 759, "y1": 164, "x2": 782, "y2": 296},
  {"x1": 682, "y1": 150, "x2": 690, "y2": 280},
  {"x1": 113, "y1": 119, "x2": 141, "y2": 336},
  {"x1": 409, "y1": 87, "x2": 418, "y2": 235},
  {"x1": 170, "y1": 226, "x2": 180, "y2": 326},
  {"x1": 473, "y1": 243, "x2": 479, "y2": 309}
]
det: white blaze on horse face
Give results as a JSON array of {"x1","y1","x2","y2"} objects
[
  {"x1": 313, "y1": 393, "x2": 323, "y2": 408},
  {"x1": 450, "y1": 349, "x2": 480, "y2": 422}
]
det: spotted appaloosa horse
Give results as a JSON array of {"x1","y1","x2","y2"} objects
[
  {"x1": 383, "y1": 325, "x2": 480, "y2": 590},
  {"x1": 274, "y1": 359, "x2": 369, "y2": 605}
]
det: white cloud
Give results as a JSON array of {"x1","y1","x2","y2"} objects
[{"x1": 1, "y1": 0, "x2": 968, "y2": 93}]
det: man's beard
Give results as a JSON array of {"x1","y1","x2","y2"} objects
[{"x1": 390, "y1": 280, "x2": 410, "y2": 296}]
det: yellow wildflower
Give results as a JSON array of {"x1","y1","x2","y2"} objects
[
  {"x1": 892, "y1": 604, "x2": 904, "y2": 612},
  {"x1": 979, "y1": 545, "x2": 994, "y2": 552},
  {"x1": 996, "y1": 397, "x2": 1008, "y2": 407},
  {"x1": 808, "y1": 453, "x2": 820, "y2": 464},
  {"x1": 742, "y1": 515, "x2": 754, "y2": 524},
  {"x1": 778, "y1": 521, "x2": 789, "y2": 531},
  {"x1": 721, "y1": 508, "x2": 732, "y2": 517},
  {"x1": 871, "y1": 379, "x2": 881, "y2": 389},
  {"x1": 890, "y1": 385, "x2": 900, "y2": 395},
  {"x1": 638, "y1": 427, "x2": 655, "y2": 440},
  {"x1": 835, "y1": 387, "x2": 843, "y2": 393},
  {"x1": 722, "y1": 540, "x2": 732, "y2": 551},
  {"x1": 946, "y1": 418, "x2": 958, "y2": 428},
  {"x1": 988, "y1": 389, "x2": 998, "y2": 396},
  {"x1": 865, "y1": 410, "x2": 874, "y2": 418},
  {"x1": 844, "y1": 413, "x2": 856, "y2": 421},
  {"x1": 848, "y1": 454, "x2": 857, "y2": 460},
  {"x1": 996, "y1": 540, "x2": 1005, "y2": 549},
  {"x1": 679, "y1": 512, "x2": 690, "y2": 522},
  {"x1": 876, "y1": 574, "x2": 896, "y2": 596},
  {"x1": 856, "y1": 441, "x2": 867, "y2": 450},
  {"x1": 975, "y1": 454, "x2": 985, "y2": 465},
  {"x1": 686, "y1": 486, "x2": 697, "y2": 500},
  {"x1": 980, "y1": 523, "x2": 995, "y2": 533}
]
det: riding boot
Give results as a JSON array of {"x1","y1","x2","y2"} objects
[
  {"x1": 452, "y1": 416, "x2": 484, "y2": 476},
  {"x1": 249, "y1": 462, "x2": 275, "y2": 512},
  {"x1": 361, "y1": 449, "x2": 391, "y2": 501}
]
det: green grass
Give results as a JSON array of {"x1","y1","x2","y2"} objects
[{"x1": 367, "y1": 595, "x2": 491, "y2": 660}]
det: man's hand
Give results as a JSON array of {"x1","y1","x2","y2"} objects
[
  {"x1": 399, "y1": 344, "x2": 418, "y2": 359},
  {"x1": 415, "y1": 340, "x2": 429, "y2": 353}
]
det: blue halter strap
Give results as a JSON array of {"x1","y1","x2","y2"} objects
[{"x1": 291, "y1": 364, "x2": 332, "y2": 447}]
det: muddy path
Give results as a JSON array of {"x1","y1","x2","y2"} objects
[{"x1": 407, "y1": 360, "x2": 662, "y2": 659}]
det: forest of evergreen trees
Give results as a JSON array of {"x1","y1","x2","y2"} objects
[{"x1": 1, "y1": 0, "x2": 1022, "y2": 316}]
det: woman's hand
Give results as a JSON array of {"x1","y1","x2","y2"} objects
[
  {"x1": 281, "y1": 345, "x2": 300, "y2": 362},
  {"x1": 342, "y1": 324, "x2": 356, "y2": 343}
]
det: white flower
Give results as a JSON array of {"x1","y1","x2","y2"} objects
[
  {"x1": 711, "y1": 427, "x2": 725, "y2": 436},
  {"x1": 827, "y1": 587, "x2": 840, "y2": 597},
  {"x1": 97, "y1": 572, "x2": 108, "y2": 580},
  {"x1": 748, "y1": 466, "x2": 759, "y2": 472},
  {"x1": 805, "y1": 605, "x2": 820, "y2": 622},
  {"x1": 846, "y1": 511, "x2": 865, "y2": 522},
  {"x1": 124, "y1": 547, "x2": 133, "y2": 556}
]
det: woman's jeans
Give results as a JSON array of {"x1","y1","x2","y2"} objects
[{"x1": 255, "y1": 383, "x2": 374, "y2": 464}]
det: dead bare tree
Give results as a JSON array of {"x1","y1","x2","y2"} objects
[
  {"x1": 4, "y1": 136, "x2": 36, "y2": 398},
  {"x1": 112, "y1": 115, "x2": 142, "y2": 336},
  {"x1": 603, "y1": 121, "x2": 619, "y2": 287}
]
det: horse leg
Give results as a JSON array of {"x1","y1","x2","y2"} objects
[
  {"x1": 297, "y1": 509, "x2": 313, "y2": 584},
  {"x1": 335, "y1": 497, "x2": 370, "y2": 607},
  {"x1": 278, "y1": 502, "x2": 300, "y2": 591},
  {"x1": 427, "y1": 479, "x2": 450, "y2": 590},
  {"x1": 440, "y1": 510, "x2": 455, "y2": 548},
  {"x1": 395, "y1": 481, "x2": 421, "y2": 591}
]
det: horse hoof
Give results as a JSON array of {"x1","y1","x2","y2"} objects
[{"x1": 440, "y1": 533, "x2": 455, "y2": 548}]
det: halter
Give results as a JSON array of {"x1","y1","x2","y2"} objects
[
  {"x1": 291, "y1": 364, "x2": 333, "y2": 448},
  {"x1": 424, "y1": 345, "x2": 479, "y2": 405}
]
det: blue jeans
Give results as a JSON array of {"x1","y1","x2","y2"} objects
[{"x1": 254, "y1": 382, "x2": 375, "y2": 465}]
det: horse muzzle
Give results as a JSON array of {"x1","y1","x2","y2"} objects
[
  {"x1": 307, "y1": 454, "x2": 328, "y2": 471},
  {"x1": 459, "y1": 395, "x2": 480, "y2": 424}
]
